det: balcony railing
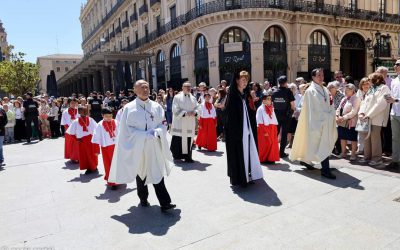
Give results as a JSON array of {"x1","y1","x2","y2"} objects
[
  {"x1": 110, "y1": 31, "x2": 115, "y2": 39},
  {"x1": 122, "y1": 20, "x2": 129, "y2": 29},
  {"x1": 83, "y1": 0, "x2": 400, "y2": 49},
  {"x1": 130, "y1": 12, "x2": 138, "y2": 23},
  {"x1": 115, "y1": 25, "x2": 122, "y2": 34},
  {"x1": 139, "y1": 4, "x2": 148, "y2": 16}
]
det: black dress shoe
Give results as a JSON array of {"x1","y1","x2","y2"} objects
[
  {"x1": 161, "y1": 203, "x2": 176, "y2": 212},
  {"x1": 110, "y1": 185, "x2": 118, "y2": 190},
  {"x1": 280, "y1": 153, "x2": 289, "y2": 158},
  {"x1": 185, "y1": 158, "x2": 194, "y2": 163},
  {"x1": 300, "y1": 161, "x2": 316, "y2": 170},
  {"x1": 321, "y1": 172, "x2": 336, "y2": 179},
  {"x1": 84, "y1": 169, "x2": 92, "y2": 175},
  {"x1": 265, "y1": 161, "x2": 275, "y2": 164},
  {"x1": 386, "y1": 162, "x2": 400, "y2": 169},
  {"x1": 140, "y1": 201, "x2": 150, "y2": 207},
  {"x1": 249, "y1": 180, "x2": 255, "y2": 185}
]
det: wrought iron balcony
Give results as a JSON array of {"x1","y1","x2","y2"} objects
[
  {"x1": 139, "y1": 4, "x2": 148, "y2": 16},
  {"x1": 110, "y1": 31, "x2": 115, "y2": 39},
  {"x1": 122, "y1": 20, "x2": 129, "y2": 29}
]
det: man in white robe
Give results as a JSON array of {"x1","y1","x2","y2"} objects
[
  {"x1": 289, "y1": 68, "x2": 338, "y2": 179},
  {"x1": 170, "y1": 82, "x2": 200, "y2": 163},
  {"x1": 109, "y1": 80, "x2": 176, "y2": 212}
]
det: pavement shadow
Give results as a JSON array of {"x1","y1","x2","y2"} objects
[
  {"x1": 111, "y1": 205, "x2": 181, "y2": 235},
  {"x1": 231, "y1": 179, "x2": 282, "y2": 207},
  {"x1": 22, "y1": 141, "x2": 40, "y2": 145},
  {"x1": 62, "y1": 161, "x2": 79, "y2": 170},
  {"x1": 95, "y1": 185, "x2": 136, "y2": 203},
  {"x1": 68, "y1": 172, "x2": 103, "y2": 183},
  {"x1": 262, "y1": 163, "x2": 291, "y2": 172},
  {"x1": 173, "y1": 160, "x2": 211, "y2": 171},
  {"x1": 198, "y1": 150, "x2": 224, "y2": 157},
  {"x1": 294, "y1": 169, "x2": 364, "y2": 190}
]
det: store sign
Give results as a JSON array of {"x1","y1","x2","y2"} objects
[{"x1": 224, "y1": 42, "x2": 243, "y2": 53}]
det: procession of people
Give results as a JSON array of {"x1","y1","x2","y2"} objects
[{"x1": 1, "y1": 62, "x2": 400, "y2": 212}]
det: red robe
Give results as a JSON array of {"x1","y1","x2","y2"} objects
[
  {"x1": 64, "y1": 125, "x2": 80, "y2": 161},
  {"x1": 78, "y1": 134, "x2": 100, "y2": 171},
  {"x1": 101, "y1": 145, "x2": 116, "y2": 186},
  {"x1": 196, "y1": 117, "x2": 217, "y2": 151},
  {"x1": 257, "y1": 124, "x2": 280, "y2": 162}
]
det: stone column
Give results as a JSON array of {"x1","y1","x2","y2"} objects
[
  {"x1": 93, "y1": 70, "x2": 101, "y2": 92},
  {"x1": 102, "y1": 66, "x2": 112, "y2": 92},
  {"x1": 251, "y1": 42, "x2": 264, "y2": 84},
  {"x1": 87, "y1": 74, "x2": 94, "y2": 94},
  {"x1": 207, "y1": 45, "x2": 219, "y2": 88}
]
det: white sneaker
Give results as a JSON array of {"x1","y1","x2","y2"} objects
[{"x1": 369, "y1": 160, "x2": 383, "y2": 166}]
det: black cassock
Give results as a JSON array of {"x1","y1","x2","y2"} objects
[{"x1": 224, "y1": 86, "x2": 258, "y2": 186}]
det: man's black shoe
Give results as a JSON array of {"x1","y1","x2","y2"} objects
[
  {"x1": 321, "y1": 172, "x2": 336, "y2": 179},
  {"x1": 280, "y1": 153, "x2": 288, "y2": 158},
  {"x1": 300, "y1": 161, "x2": 316, "y2": 170},
  {"x1": 140, "y1": 201, "x2": 150, "y2": 207},
  {"x1": 386, "y1": 162, "x2": 400, "y2": 169},
  {"x1": 84, "y1": 169, "x2": 92, "y2": 175},
  {"x1": 161, "y1": 204, "x2": 176, "y2": 212},
  {"x1": 110, "y1": 185, "x2": 118, "y2": 190},
  {"x1": 185, "y1": 158, "x2": 194, "y2": 163}
]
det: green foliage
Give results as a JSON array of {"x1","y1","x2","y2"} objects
[{"x1": 0, "y1": 47, "x2": 39, "y2": 96}]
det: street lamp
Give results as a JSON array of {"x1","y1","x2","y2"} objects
[{"x1": 366, "y1": 31, "x2": 392, "y2": 70}]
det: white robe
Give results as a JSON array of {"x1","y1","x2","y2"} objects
[
  {"x1": 256, "y1": 105, "x2": 278, "y2": 126},
  {"x1": 66, "y1": 117, "x2": 97, "y2": 139},
  {"x1": 199, "y1": 101, "x2": 217, "y2": 119},
  {"x1": 170, "y1": 92, "x2": 200, "y2": 154},
  {"x1": 242, "y1": 99, "x2": 263, "y2": 182},
  {"x1": 115, "y1": 108, "x2": 123, "y2": 123},
  {"x1": 289, "y1": 82, "x2": 337, "y2": 164},
  {"x1": 108, "y1": 98, "x2": 173, "y2": 185},
  {"x1": 60, "y1": 109, "x2": 80, "y2": 127},
  {"x1": 91, "y1": 120, "x2": 119, "y2": 147}
]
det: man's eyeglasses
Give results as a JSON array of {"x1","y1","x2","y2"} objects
[{"x1": 394, "y1": 63, "x2": 400, "y2": 67}]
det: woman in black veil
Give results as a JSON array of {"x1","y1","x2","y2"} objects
[{"x1": 224, "y1": 70, "x2": 263, "y2": 187}]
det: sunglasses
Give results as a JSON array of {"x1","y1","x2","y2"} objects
[{"x1": 394, "y1": 63, "x2": 400, "y2": 66}]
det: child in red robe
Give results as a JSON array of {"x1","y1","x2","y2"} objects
[
  {"x1": 92, "y1": 108, "x2": 119, "y2": 189},
  {"x1": 256, "y1": 92, "x2": 280, "y2": 164},
  {"x1": 60, "y1": 98, "x2": 80, "y2": 163},
  {"x1": 196, "y1": 93, "x2": 217, "y2": 151},
  {"x1": 67, "y1": 105, "x2": 99, "y2": 174}
]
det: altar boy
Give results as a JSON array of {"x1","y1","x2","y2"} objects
[
  {"x1": 92, "y1": 108, "x2": 119, "y2": 189},
  {"x1": 196, "y1": 93, "x2": 217, "y2": 151},
  {"x1": 67, "y1": 105, "x2": 99, "y2": 174}
]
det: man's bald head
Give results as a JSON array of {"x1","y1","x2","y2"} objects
[{"x1": 134, "y1": 80, "x2": 150, "y2": 100}]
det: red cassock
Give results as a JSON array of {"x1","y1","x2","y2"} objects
[
  {"x1": 101, "y1": 145, "x2": 116, "y2": 186},
  {"x1": 196, "y1": 117, "x2": 217, "y2": 151},
  {"x1": 78, "y1": 134, "x2": 100, "y2": 171},
  {"x1": 64, "y1": 125, "x2": 80, "y2": 161},
  {"x1": 257, "y1": 124, "x2": 280, "y2": 162}
]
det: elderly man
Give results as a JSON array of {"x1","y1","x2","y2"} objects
[
  {"x1": 333, "y1": 70, "x2": 346, "y2": 93},
  {"x1": 170, "y1": 82, "x2": 200, "y2": 163},
  {"x1": 109, "y1": 80, "x2": 176, "y2": 212},
  {"x1": 377, "y1": 66, "x2": 392, "y2": 90},
  {"x1": 377, "y1": 66, "x2": 393, "y2": 156},
  {"x1": 385, "y1": 59, "x2": 400, "y2": 169}
]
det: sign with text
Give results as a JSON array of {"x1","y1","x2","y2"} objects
[{"x1": 224, "y1": 42, "x2": 243, "y2": 53}]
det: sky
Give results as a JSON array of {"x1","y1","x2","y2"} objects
[{"x1": 0, "y1": 0, "x2": 87, "y2": 63}]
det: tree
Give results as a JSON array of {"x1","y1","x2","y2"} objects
[{"x1": 0, "y1": 48, "x2": 39, "y2": 97}]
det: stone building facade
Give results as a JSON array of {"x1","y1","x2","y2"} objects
[
  {"x1": 0, "y1": 20, "x2": 9, "y2": 62},
  {"x1": 58, "y1": 0, "x2": 400, "y2": 95}
]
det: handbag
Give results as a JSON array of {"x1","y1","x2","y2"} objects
[{"x1": 355, "y1": 118, "x2": 369, "y2": 133}]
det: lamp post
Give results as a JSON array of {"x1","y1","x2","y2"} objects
[{"x1": 366, "y1": 31, "x2": 391, "y2": 70}]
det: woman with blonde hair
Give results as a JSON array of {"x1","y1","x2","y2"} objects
[{"x1": 358, "y1": 73, "x2": 391, "y2": 166}]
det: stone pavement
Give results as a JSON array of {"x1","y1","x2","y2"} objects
[{"x1": 1, "y1": 137, "x2": 400, "y2": 250}]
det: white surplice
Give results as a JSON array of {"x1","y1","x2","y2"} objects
[
  {"x1": 256, "y1": 105, "x2": 278, "y2": 126},
  {"x1": 115, "y1": 108, "x2": 123, "y2": 123},
  {"x1": 242, "y1": 99, "x2": 263, "y2": 182},
  {"x1": 91, "y1": 120, "x2": 119, "y2": 147},
  {"x1": 66, "y1": 117, "x2": 97, "y2": 139},
  {"x1": 108, "y1": 98, "x2": 173, "y2": 185},
  {"x1": 60, "y1": 109, "x2": 80, "y2": 127},
  {"x1": 170, "y1": 92, "x2": 200, "y2": 154},
  {"x1": 289, "y1": 82, "x2": 337, "y2": 164}
]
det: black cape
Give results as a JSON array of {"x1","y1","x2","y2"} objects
[{"x1": 224, "y1": 85, "x2": 258, "y2": 186}]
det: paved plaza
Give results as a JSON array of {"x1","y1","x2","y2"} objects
[{"x1": 1, "y1": 137, "x2": 400, "y2": 249}]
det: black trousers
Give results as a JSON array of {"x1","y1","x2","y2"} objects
[
  {"x1": 136, "y1": 176, "x2": 171, "y2": 207},
  {"x1": 25, "y1": 116, "x2": 42, "y2": 140},
  {"x1": 320, "y1": 157, "x2": 331, "y2": 174},
  {"x1": 276, "y1": 116, "x2": 289, "y2": 155},
  {"x1": 170, "y1": 136, "x2": 193, "y2": 160},
  {"x1": 49, "y1": 119, "x2": 61, "y2": 138}
]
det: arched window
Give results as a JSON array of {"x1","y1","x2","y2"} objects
[
  {"x1": 263, "y1": 26, "x2": 287, "y2": 83},
  {"x1": 220, "y1": 27, "x2": 250, "y2": 44},
  {"x1": 194, "y1": 34, "x2": 209, "y2": 84},
  {"x1": 156, "y1": 50, "x2": 166, "y2": 90},
  {"x1": 309, "y1": 31, "x2": 329, "y2": 46},
  {"x1": 195, "y1": 34, "x2": 207, "y2": 52},
  {"x1": 170, "y1": 44, "x2": 181, "y2": 59},
  {"x1": 308, "y1": 31, "x2": 331, "y2": 81},
  {"x1": 157, "y1": 50, "x2": 165, "y2": 63}
]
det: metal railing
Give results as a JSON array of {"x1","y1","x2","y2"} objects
[
  {"x1": 115, "y1": 25, "x2": 122, "y2": 34},
  {"x1": 150, "y1": 0, "x2": 161, "y2": 7},
  {"x1": 82, "y1": 0, "x2": 400, "y2": 51},
  {"x1": 130, "y1": 12, "x2": 138, "y2": 23},
  {"x1": 122, "y1": 20, "x2": 129, "y2": 29}
]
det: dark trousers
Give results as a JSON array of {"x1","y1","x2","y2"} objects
[
  {"x1": 25, "y1": 116, "x2": 42, "y2": 141},
  {"x1": 321, "y1": 157, "x2": 331, "y2": 174},
  {"x1": 61, "y1": 125, "x2": 66, "y2": 136},
  {"x1": 382, "y1": 119, "x2": 392, "y2": 154},
  {"x1": 170, "y1": 136, "x2": 193, "y2": 160},
  {"x1": 276, "y1": 116, "x2": 289, "y2": 155},
  {"x1": 49, "y1": 119, "x2": 61, "y2": 138},
  {"x1": 136, "y1": 176, "x2": 171, "y2": 207}
]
